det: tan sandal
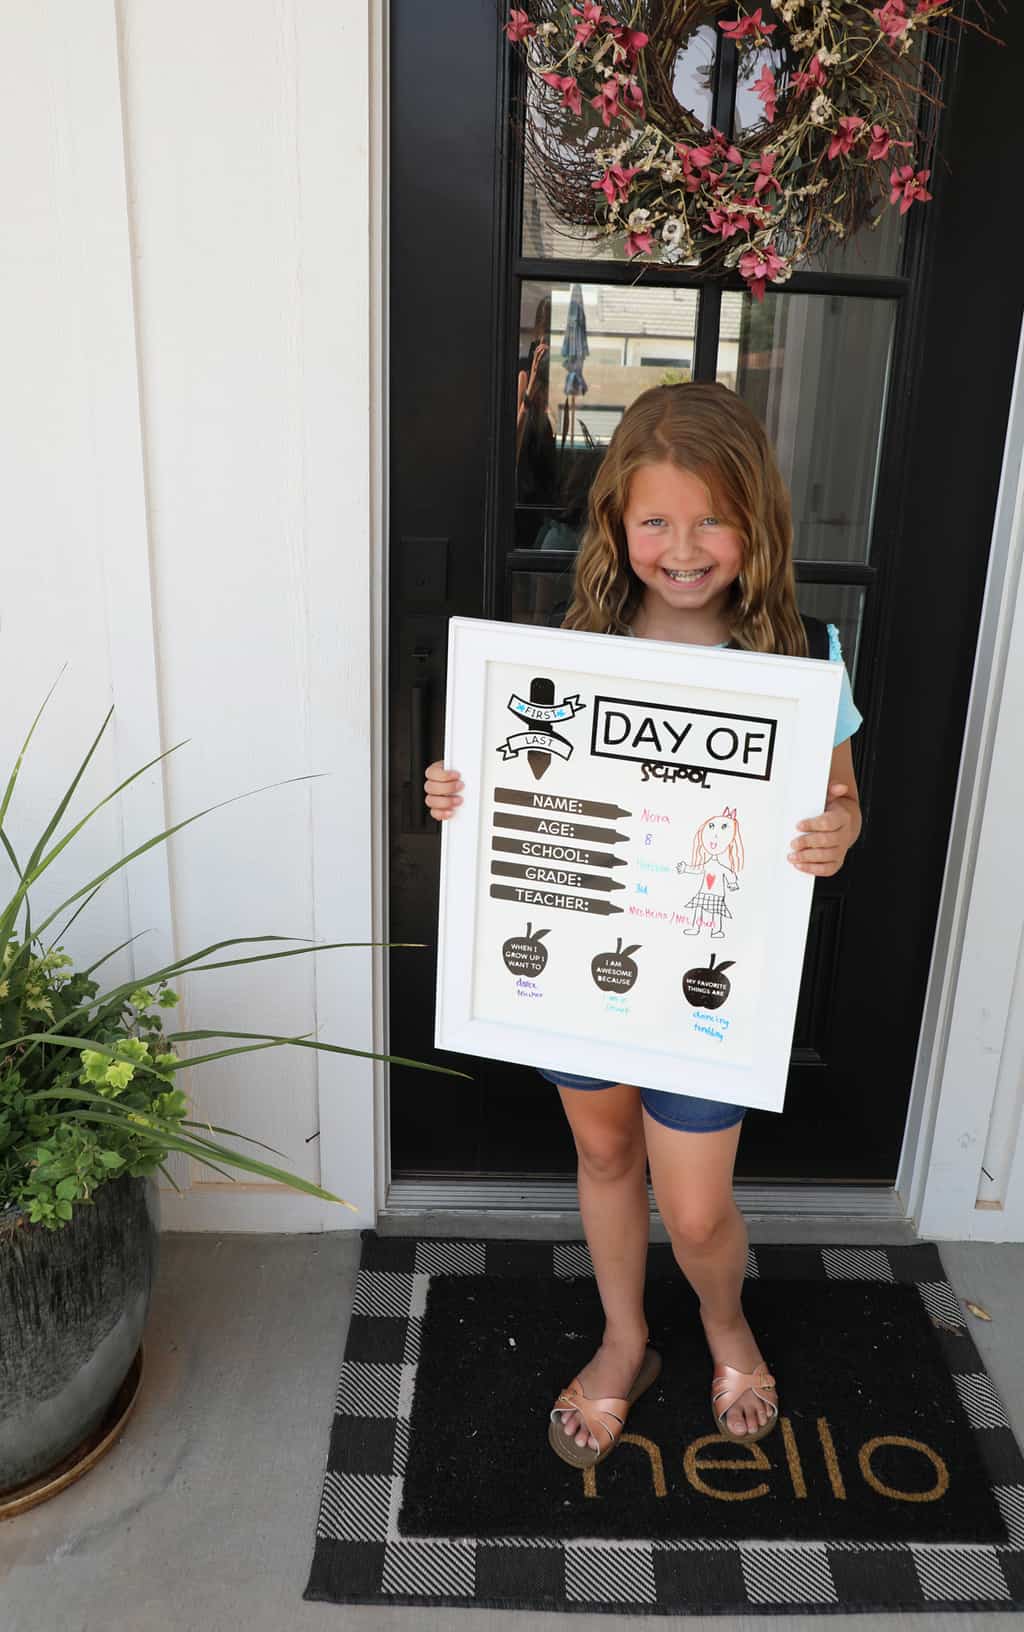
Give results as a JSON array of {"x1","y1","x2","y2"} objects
[
  {"x1": 711, "y1": 1360, "x2": 779, "y2": 1443},
  {"x1": 548, "y1": 1346, "x2": 662, "y2": 1468}
]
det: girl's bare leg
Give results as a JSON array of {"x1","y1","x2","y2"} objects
[
  {"x1": 553, "y1": 1082, "x2": 651, "y2": 1451},
  {"x1": 642, "y1": 1110, "x2": 777, "y2": 1437}
]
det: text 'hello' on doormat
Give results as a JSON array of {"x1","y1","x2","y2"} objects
[{"x1": 304, "y1": 1232, "x2": 1024, "y2": 1615}]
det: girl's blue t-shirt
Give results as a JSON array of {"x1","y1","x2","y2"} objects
[{"x1": 627, "y1": 620, "x2": 862, "y2": 748}]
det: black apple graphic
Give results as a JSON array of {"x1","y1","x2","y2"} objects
[
  {"x1": 502, "y1": 923, "x2": 550, "y2": 977},
  {"x1": 682, "y1": 954, "x2": 734, "y2": 1010},
  {"x1": 591, "y1": 939, "x2": 641, "y2": 993}
]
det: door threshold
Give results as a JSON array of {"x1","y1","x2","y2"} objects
[{"x1": 383, "y1": 1177, "x2": 906, "y2": 1220}]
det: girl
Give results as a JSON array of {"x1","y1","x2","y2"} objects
[{"x1": 424, "y1": 382, "x2": 862, "y2": 1467}]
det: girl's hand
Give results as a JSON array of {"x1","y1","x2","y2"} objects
[
  {"x1": 425, "y1": 761, "x2": 463, "y2": 821},
  {"x1": 527, "y1": 340, "x2": 548, "y2": 391},
  {"x1": 788, "y1": 782, "x2": 859, "y2": 877}
]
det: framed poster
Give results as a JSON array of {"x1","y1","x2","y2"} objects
[{"x1": 435, "y1": 617, "x2": 842, "y2": 1113}]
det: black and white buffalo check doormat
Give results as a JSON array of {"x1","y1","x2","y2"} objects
[{"x1": 303, "y1": 1231, "x2": 1024, "y2": 1615}]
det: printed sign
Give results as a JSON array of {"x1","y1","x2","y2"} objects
[{"x1": 436, "y1": 618, "x2": 842, "y2": 1113}]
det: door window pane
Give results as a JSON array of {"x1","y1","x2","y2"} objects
[
  {"x1": 718, "y1": 292, "x2": 895, "y2": 564},
  {"x1": 517, "y1": 280, "x2": 701, "y2": 543}
]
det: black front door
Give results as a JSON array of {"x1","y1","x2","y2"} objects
[{"x1": 387, "y1": 0, "x2": 1022, "y2": 1184}]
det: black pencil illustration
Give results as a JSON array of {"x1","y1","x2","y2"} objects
[{"x1": 527, "y1": 676, "x2": 555, "y2": 781}]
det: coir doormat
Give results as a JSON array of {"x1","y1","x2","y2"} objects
[{"x1": 304, "y1": 1232, "x2": 1024, "y2": 1615}]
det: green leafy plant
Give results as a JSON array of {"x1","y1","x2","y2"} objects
[{"x1": 0, "y1": 678, "x2": 460, "y2": 1229}]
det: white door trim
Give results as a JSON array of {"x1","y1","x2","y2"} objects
[{"x1": 898, "y1": 315, "x2": 1024, "y2": 1240}]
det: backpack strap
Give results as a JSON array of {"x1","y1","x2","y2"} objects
[{"x1": 800, "y1": 613, "x2": 830, "y2": 661}]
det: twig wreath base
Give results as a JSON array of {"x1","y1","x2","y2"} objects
[{"x1": 508, "y1": 0, "x2": 998, "y2": 298}]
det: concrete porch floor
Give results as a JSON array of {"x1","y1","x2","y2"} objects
[{"x1": 1, "y1": 1214, "x2": 1022, "y2": 1632}]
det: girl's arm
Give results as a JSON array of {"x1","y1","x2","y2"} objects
[{"x1": 789, "y1": 737, "x2": 862, "y2": 877}]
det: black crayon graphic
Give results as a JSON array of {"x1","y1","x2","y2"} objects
[
  {"x1": 491, "y1": 860, "x2": 625, "y2": 893},
  {"x1": 490, "y1": 884, "x2": 623, "y2": 915},
  {"x1": 491, "y1": 836, "x2": 627, "y2": 870},
  {"x1": 527, "y1": 677, "x2": 556, "y2": 782},
  {"x1": 494, "y1": 787, "x2": 631, "y2": 820},
  {"x1": 493, "y1": 811, "x2": 629, "y2": 845}
]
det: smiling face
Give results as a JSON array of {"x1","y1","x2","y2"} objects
[
  {"x1": 700, "y1": 816, "x2": 736, "y2": 858},
  {"x1": 623, "y1": 461, "x2": 745, "y2": 640}
]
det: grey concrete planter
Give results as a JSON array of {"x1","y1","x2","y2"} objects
[{"x1": 0, "y1": 1173, "x2": 160, "y2": 1492}]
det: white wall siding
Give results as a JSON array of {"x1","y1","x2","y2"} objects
[
  {"x1": 0, "y1": 2, "x2": 153, "y2": 999},
  {"x1": 1, "y1": 0, "x2": 380, "y2": 1230}
]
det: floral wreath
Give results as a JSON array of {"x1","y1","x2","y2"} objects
[{"x1": 506, "y1": 1, "x2": 996, "y2": 299}]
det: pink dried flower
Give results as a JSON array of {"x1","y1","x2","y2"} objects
[
  {"x1": 505, "y1": 8, "x2": 536, "y2": 44},
  {"x1": 828, "y1": 115, "x2": 865, "y2": 160},
  {"x1": 749, "y1": 152, "x2": 782, "y2": 196},
  {"x1": 711, "y1": 129, "x2": 743, "y2": 166},
  {"x1": 707, "y1": 206, "x2": 753, "y2": 239},
  {"x1": 868, "y1": 123, "x2": 912, "y2": 160},
  {"x1": 753, "y1": 65, "x2": 778, "y2": 123},
  {"x1": 623, "y1": 78, "x2": 645, "y2": 116},
  {"x1": 739, "y1": 244, "x2": 788, "y2": 301},
  {"x1": 873, "y1": 0, "x2": 910, "y2": 40},
  {"x1": 673, "y1": 145, "x2": 705, "y2": 193},
  {"x1": 625, "y1": 229, "x2": 654, "y2": 258},
  {"x1": 889, "y1": 164, "x2": 932, "y2": 213},
  {"x1": 541, "y1": 72, "x2": 583, "y2": 116},
  {"x1": 571, "y1": 1, "x2": 605, "y2": 46},
  {"x1": 590, "y1": 79, "x2": 621, "y2": 125},
  {"x1": 792, "y1": 55, "x2": 827, "y2": 95},
  {"x1": 608, "y1": 25, "x2": 649, "y2": 66},
  {"x1": 591, "y1": 163, "x2": 639, "y2": 204},
  {"x1": 719, "y1": 7, "x2": 776, "y2": 39}
]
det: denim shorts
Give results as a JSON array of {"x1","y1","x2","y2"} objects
[{"x1": 537, "y1": 1068, "x2": 746, "y2": 1133}]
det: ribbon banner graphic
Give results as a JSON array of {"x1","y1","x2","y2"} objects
[
  {"x1": 507, "y1": 693, "x2": 585, "y2": 725},
  {"x1": 497, "y1": 729, "x2": 575, "y2": 763},
  {"x1": 496, "y1": 680, "x2": 587, "y2": 773}
]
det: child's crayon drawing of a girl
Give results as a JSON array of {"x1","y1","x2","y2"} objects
[{"x1": 676, "y1": 808, "x2": 744, "y2": 938}]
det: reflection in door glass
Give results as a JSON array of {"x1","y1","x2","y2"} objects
[
  {"x1": 671, "y1": 20, "x2": 717, "y2": 127},
  {"x1": 718, "y1": 292, "x2": 895, "y2": 564},
  {"x1": 509, "y1": 571, "x2": 576, "y2": 629},
  {"x1": 516, "y1": 280, "x2": 701, "y2": 548}
]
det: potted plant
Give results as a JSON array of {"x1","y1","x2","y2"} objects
[{"x1": 0, "y1": 684, "x2": 454, "y2": 1495}]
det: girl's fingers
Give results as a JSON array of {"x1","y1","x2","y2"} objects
[
  {"x1": 424, "y1": 763, "x2": 464, "y2": 820},
  {"x1": 791, "y1": 831, "x2": 841, "y2": 854}
]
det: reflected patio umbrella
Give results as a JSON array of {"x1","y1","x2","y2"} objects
[{"x1": 560, "y1": 282, "x2": 589, "y2": 450}]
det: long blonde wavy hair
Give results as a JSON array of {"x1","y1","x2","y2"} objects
[{"x1": 562, "y1": 381, "x2": 807, "y2": 656}]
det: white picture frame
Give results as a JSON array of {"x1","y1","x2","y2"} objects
[{"x1": 435, "y1": 616, "x2": 842, "y2": 1113}]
